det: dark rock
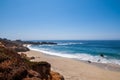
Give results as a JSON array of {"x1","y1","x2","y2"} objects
[
  {"x1": 14, "y1": 47, "x2": 29, "y2": 52},
  {"x1": 40, "y1": 42, "x2": 57, "y2": 45},
  {"x1": 0, "y1": 38, "x2": 30, "y2": 52},
  {"x1": 100, "y1": 54, "x2": 104, "y2": 57},
  {"x1": 32, "y1": 61, "x2": 51, "y2": 80},
  {"x1": 23, "y1": 77, "x2": 42, "y2": 80},
  {"x1": 30, "y1": 57, "x2": 35, "y2": 60},
  {"x1": 12, "y1": 67, "x2": 28, "y2": 80},
  {"x1": 88, "y1": 60, "x2": 92, "y2": 63},
  {"x1": 27, "y1": 70, "x2": 41, "y2": 78},
  {"x1": 23, "y1": 41, "x2": 57, "y2": 45}
]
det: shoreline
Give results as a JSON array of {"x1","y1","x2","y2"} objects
[
  {"x1": 27, "y1": 45, "x2": 120, "y2": 66},
  {"x1": 27, "y1": 45, "x2": 120, "y2": 72},
  {"x1": 22, "y1": 50, "x2": 120, "y2": 80}
]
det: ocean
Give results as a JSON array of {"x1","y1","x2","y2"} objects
[{"x1": 28, "y1": 40, "x2": 120, "y2": 65}]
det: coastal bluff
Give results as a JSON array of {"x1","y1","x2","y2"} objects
[
  {"x1": 0, "y1": 38, "x2": 64, "y2": 80},
  {"x1": 0, "y1": 38, "x2": 57, "y2": 52}
]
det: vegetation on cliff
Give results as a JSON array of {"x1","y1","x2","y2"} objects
[{"x1": 0, "y1": 38, "x2": 64, "y2": 80}]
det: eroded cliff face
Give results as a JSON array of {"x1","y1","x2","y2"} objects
[{"x1": 0, "y1": 40, "x2": 64, "y2": 80}]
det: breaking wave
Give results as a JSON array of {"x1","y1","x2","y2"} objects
[{"x1": 27, "y1": 45, "x2": 120, "y2": 65}]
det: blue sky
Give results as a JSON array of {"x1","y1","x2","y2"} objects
[{"x1": 0, "y1": 0, "x2": 120, "y2": 40}]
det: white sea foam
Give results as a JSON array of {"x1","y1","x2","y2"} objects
[
  {"x1": 58, "y1": 42, "x2": 83, "y2": 45},
  {"x1": 27, "y1": 45, "x2": 120, "y2": 65}
]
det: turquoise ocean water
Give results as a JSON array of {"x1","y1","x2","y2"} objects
[{"x1": 28, "y1": 40, "x2": 120, "y2": 65}]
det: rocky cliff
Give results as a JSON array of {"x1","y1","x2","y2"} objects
[{"x1": 0, "y1": 38, "x2": 64, "y2": 80}]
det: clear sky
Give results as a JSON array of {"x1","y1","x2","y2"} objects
[{"x1": 0, "y1": 0, "x2": 120, "y2": 40}]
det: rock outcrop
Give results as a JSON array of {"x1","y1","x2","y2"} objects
[
  {"x1": 0, "y1": 38, "x2": 57, "y2": 52},
  {"x1": 0, "y1": 38, "x2": 29, "y2": 52},
  {"x1": 0, "y1": 38, "x2": 64, "y2": 80},
  {"x1": 23, "y1": 41, "x2": 57, "y2": 45}
]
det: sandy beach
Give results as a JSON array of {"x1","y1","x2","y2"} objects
[{"x1": 23, "y1": 50, "x2": 120, "y2": 80}]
